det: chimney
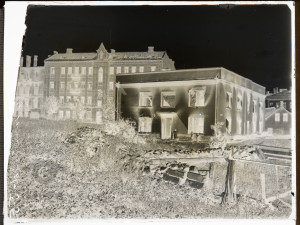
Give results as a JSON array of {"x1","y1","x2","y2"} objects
[
  {"x1": 280, "y1": 101, "x2": 284, "y2": 107},
  {"x1": 66, "y1": 48, "x2": 73, "y2": 54},
  {"x1": 19, "y1": 56, "x2": 24, "y2": 67},
  {"x1": 273, "y1": 87, "x2": 278, "y2": 94},
  {"x1": 26, "y1": 55, "x2": 31, "y2": 67},
  {"x1": 53, "y1": 51, "x2": 58, "y2": 55},
  {"x1": 148, "y1": 46, "x2": 154, "y2": 53},
  {"x1": 33, "y1": 55, "x2": 38, "y2": 67},
  {"x1": 111, "y1": 49, "x2": 115, "y2": 54}
]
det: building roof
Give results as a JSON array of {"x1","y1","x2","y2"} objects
[
  {"x1": 112, "y1": 51, "x2": 166, "y2": 60},
  {"x1": 266, "y1": 90, "x2": 291, "y2": 101},
  {"x1": 116, "y1": 67, "x2": 266, "y2": 95},
  {"x1": 265, "y1": 106, "x2": 291, "y2": 120},
  {"x1": 45, "y1": 51, "x2": 167, "y2": 61},
  {"x1": 117, "y1": 68, "x2": 220, "y2": 83},
  {"x1": 265, "y1": 107, "x2": 276, "y2": 119},
  {"x1": 45, "y1": 42, "x2": 167, "y2": 62}
]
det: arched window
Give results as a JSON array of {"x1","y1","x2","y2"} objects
[{"x1": 98, "y1": 67, "x2": 103, "y2": 83}]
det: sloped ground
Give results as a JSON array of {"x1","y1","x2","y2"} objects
[{"x1": 7, "y1": 118, "x2": 291, "y2": 219}]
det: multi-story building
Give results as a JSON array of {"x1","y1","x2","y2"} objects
[
  {"x1": 14, "y1": 55, "x2": 45, "y2": 119},
  {"x1": 116, "y1": 68, "x2": 266, "y2": 139},
  {"x1": 265, "y1": 88, "x2": 291, "y2": 112},
  {"x1": 43, "y1": 43, "x2": 175, "y2": 123}
]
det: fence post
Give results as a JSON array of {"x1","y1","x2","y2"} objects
[{"x1": 260, "y1": 173, "x2": 266, "y2": 203}]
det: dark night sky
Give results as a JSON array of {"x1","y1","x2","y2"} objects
[{"x1": 22, "y1": 4, "x2": 292, "y2": 91}]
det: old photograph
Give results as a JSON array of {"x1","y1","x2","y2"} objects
[{"x1": 4, "y1": 1, "x2": 295, "y2": 223}]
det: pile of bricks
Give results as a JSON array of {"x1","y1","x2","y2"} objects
[{"x1": 147, "y1": 162, "x2": 210, "y2": 189}]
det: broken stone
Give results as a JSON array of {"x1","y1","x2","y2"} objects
[
  {"x1": 163, "y1": 173, "x2": 180, "y2": 184},
  {"x1": 187, "y1": 180, "x2": 204, "y2": 189},
  {"x1": 166, "y1": 168, "x2": 184, "y2": 178},
  {"x1": 187, "y1": 172, "x2": 205, "y2": 183},
  {"x1": 189, "y1": 166, "x2": 198, "y2": 173}
]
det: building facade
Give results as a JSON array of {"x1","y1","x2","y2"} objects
[
  {"x1": 116, "y1": 68, "x2": 266, "y2": 139},
  {"x1": 14, "y1": 55, "x2": 45, "y2": 119},
  {"x1": 43, "y1": 43, "x2": 175, "y2": 123},
  {"x1": 265, "y1": 105, "x2": 291, "y2": 135}
]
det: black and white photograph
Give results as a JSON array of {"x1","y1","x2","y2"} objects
[{"x1": 4, "y1": 1, "x2": 296, "y2": 224}]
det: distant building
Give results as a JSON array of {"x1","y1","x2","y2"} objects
[
  {"x1": 116, "y1": 68, "x2": 266, "y2": 139},
  {"x1": 43, "y1": 43, "x2": 175, "y2": 123},
  {"x1": 265, "y1": 104, "x2": 291, "y2": 135},
  {"x1": 265, "y1": 87, "x2": 291, "y2": 112},
  {"x1": 14, "y1": 55, "x2": 45, "y2": 119}
]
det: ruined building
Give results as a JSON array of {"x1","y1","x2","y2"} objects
[{"x1": 116, "y1": 68, "x2": 266, "y2": 138}]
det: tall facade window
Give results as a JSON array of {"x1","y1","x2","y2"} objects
[
  {"x1": 81, "y1": 67, "x2": 86, "y2": 75},
  {"x1": 34, "y1": 86, "x2": 39, "y2": 95},
  {"x1": 150, "y1": 66, "x2": 156, "y2": 72},
  {"x1": 65, "y1": 111, "x2": 71, "y2": 119},
  {"x1": 226, "y1": 118, "x2": 232, "y2": 134},
  {"x1": 81, "y1": 82, "x2": 86, "y2": 89},
  {"x1": 81, "y1": 96, "x2": 85, "y2": 104},
  {"x1": 237, "y1": 93, "x2": 243, "y2": 110},
  {"x1": 275, "y1": 113, "x2": 280, "y2": 122},
  {"x1": 50, "y1": 82, "x2": 54, "y2": 89},
  {"x1": 88, "y1": 82, "x2": 92, "y2": 89},
  {"x1": 66, "y1": 96, "x2": 71, "y2": 103},
  {"x1": 88, "y1": 67, "x2": 93, "y2": 75},
  {"x1": 50, "y1": 67, "x2": 55, "y2": 75},
  {"x1": 58, "y1": 110, "x2": 64, "y2": 119},
  {"x1": 139, "y1": 66, "x2": 144, "y2": 73},
  {"x1": 97, "y1": 100, "x2": 102, "y2": 107},
  {"x1": 188, "y1": 116, "x2": 204, "y2": 134},
  {"x1": 61, "y1": 67, "x2": 65, "y2": 75},
  {"x1": 33, "y1": 99, "x2": 38, "y2": 108},
  {"x1": 60, "y1": 82, "x2": 65, "y2": 89},
  {"x1": 161, "y1": 91, "x2": 176, "y2": 108},
  {"x1": 74, "y1": 82, "x2": 79, "y2": 89},
  {"x1": 131, "y1": 66, "x2": 136, "y2": 73},
  {"x1": 139, "y1": 92, "x2": 152, "y2": 107},
  {"x1": 283, "y1": 113, "x2": 288, "y2": 122},
  {"x1": 98, "y1": 67, "x2": 103, "y2": 83},
  {"x1": 74, "y1": 67, "x2": 79, "y2": 74},
  {"x1": 226, "y1": 92, "x2": 233, "y2": 109},
  {"x1": 67, "y1": 67, "x2": 72, "y2": 75},
  {"x1": 124, "y1": 67, "x2": 129, "y2": 73},
  {"x1": 87, "y1": 96, "x2": 92, "y2": 105},
  {"x1": 138, "y1": 117, "x2": 152, "y2": 133},
  {"x1": 109, "y1": 67, "x2": 114, "y2": 75},
  {"x1": 116, "y1": 67, "x2": 121, "y2": 74},
  {"x1": 59, "y1": 96, "x2": 64, "y2": 104},
  {"x1": 189, "y1": 88, "x2": 206, "y2": 107}
]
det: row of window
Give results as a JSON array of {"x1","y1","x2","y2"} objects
[
  {"x1": 17, "y1": 86, "x2": 41, "y2": 96},
  {"x1": 50, "y1": 65, "x2": 157, "y2": 76},
  {"x1": 275, "y1": 113, "x2": 289, "y2": 122},
  {"x1": 225, "y1": 91, "x2": 263, "y2": 113},
  {"x1": 58, "y1": 110, "x2": 102, "y2": 123},
  {"x1": 59, "y1": 95, "x2": 102, "y2": 106},
  {"x1": 15, "y1": 98, "x2": 40, "y2": 109},
  {"x1": 20, "y1": 72, "x2": 41, "y2": 80},
  {"x1": 139, "y1": 88, "x2": 206, "y2": 108},
  {"x1": 49, "y1": 81, "x2": 114, "y2": 90},
  {"x1": 51, "y1": 67, "x2": 94, "y2": 75}
]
